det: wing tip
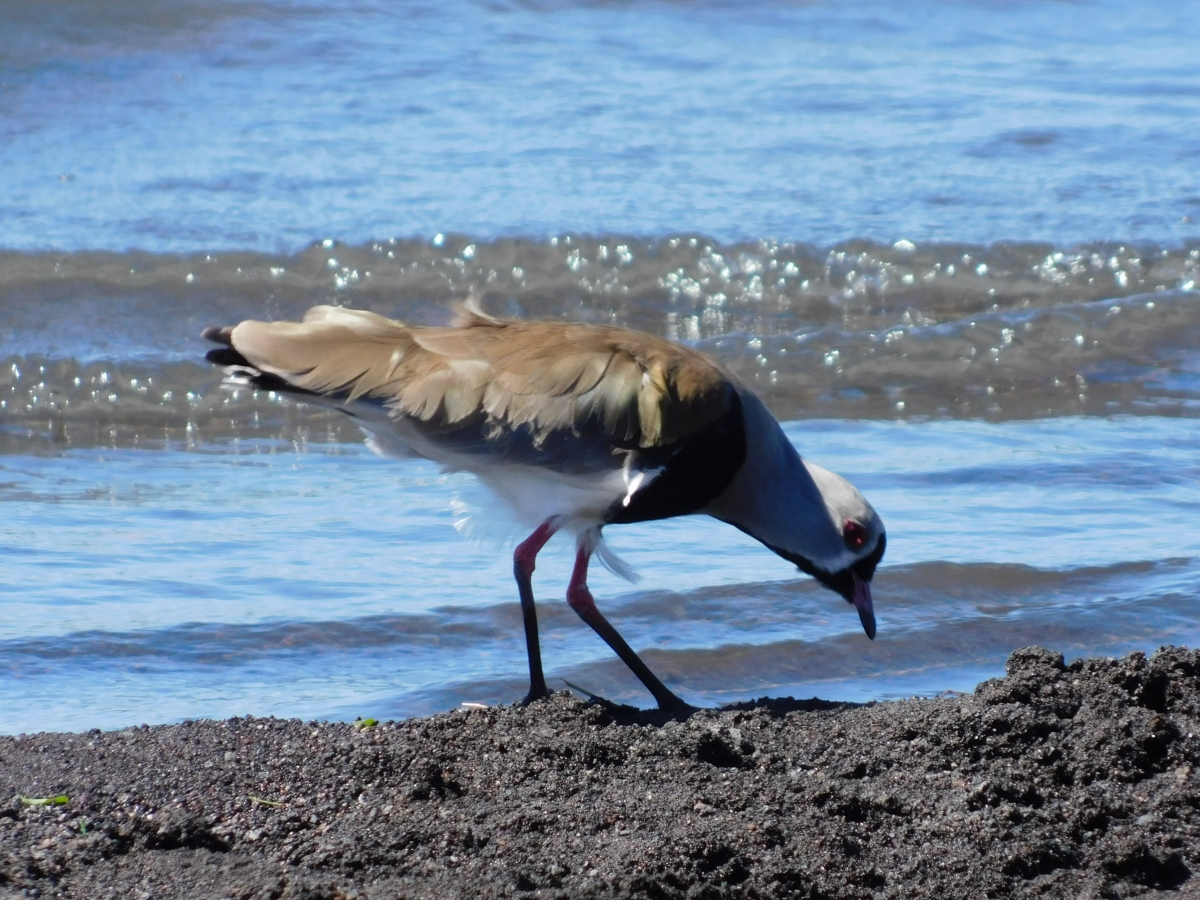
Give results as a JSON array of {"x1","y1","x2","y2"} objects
[
  {"x1": 202, "y1": 325, "x2": 250, "y2": 367},
  {"x1": 201, "y1": 325, "x2": 234, "y2": 345},
  {"x1": 205, "y1": 347, "x2": 250, "y2": 367}
]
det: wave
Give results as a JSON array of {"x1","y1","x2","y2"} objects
[
  {"x1": 3, "y1": 238, "x2": 1199, "y2": 451},
  {"x1": 3, "y1": 557, "x2": 1196, "y2": 727},
  {"x1": 363, "y1": 557, "x2": 1200, "y2": 715},
  {"x1": 2, "y1": 558, "x2": 1192, "y2": 667}
]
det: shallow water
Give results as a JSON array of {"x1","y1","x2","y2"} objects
[
  {"x1": 2, "y1": 0, "x2": 1199, "y2": 733},
  {"x1": 3, "y1": 240, "x2": 1199, "y2": 446},
  {"x1": 3, "y1": 0, "x2": 1199, "y2": 250},
  {"x1": 2, "y1": 417, "x2": 1198, "y2": 733}
]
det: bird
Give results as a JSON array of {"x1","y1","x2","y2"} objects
[{"x1": 202, "y1": 303, "x2": 886, "y2": 712}]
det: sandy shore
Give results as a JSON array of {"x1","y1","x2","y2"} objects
[{"x1": 3, "y1": 646, "x2": 1200, "y2": 899}]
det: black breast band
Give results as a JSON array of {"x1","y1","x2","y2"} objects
[{"x1": 605, "y1": 390, "x2": 747, "y2": 525}]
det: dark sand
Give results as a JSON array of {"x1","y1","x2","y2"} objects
[{"x1": 4, "y1": 647, "x2": 1200, "y2": 899}]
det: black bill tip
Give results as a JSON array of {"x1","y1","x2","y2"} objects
[
  {"x1": 852, "y1": 575, "x2": 876, "y2": 641},
  {"x1": 858, "y1": 603, "x2": 877, "y2": 641}
]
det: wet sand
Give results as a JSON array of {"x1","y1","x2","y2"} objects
[{"x1": 3, "y1": 647, "x2": 1200, "y2": 899}]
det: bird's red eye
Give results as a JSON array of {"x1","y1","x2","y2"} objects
[{"x1": 843, "y1": 520, "x2": 867, "y2": 550}]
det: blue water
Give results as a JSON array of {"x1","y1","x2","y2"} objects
[
  {"x1": 3, "y1": 0, "x2": 1200, "y2": 733},
  {"x1": 2, "y1": 0, "x2": 1199, "y2": 251},
  {"x1": 2, "y1": 418, "x2": 1198, "y2": 732}
]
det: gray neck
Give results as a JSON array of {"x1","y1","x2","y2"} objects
[{"x1": 702, "y1": 390, "x2": 843, "y2": 564}]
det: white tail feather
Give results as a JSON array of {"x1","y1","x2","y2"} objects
[
  {"x1": 450, "y1": 493, "x2": 526, "y2": 548},
  {"x1": 588, "y1": 531, "x2": 639, "y2": 583}
]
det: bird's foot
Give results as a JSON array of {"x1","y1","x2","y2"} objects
[
  {"x1": 518, "y1": 691, "x2": 549, "y2": 710},
  {"x1": 518, "y1": 682, "x2": 551, "y2": 706},
  {"x1": 655, "y1": 692, "x2": 698, "y2": 715},
  {"x1": 561, "y1": 680, "x2": 640, "y2": 713},
  {"x1": 562, "y1": 680, "x2": 697, "y2": 715}
]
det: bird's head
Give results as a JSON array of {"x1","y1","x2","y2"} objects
[
  {"x1": 701, "y1": 391, "x2": 887, "y2": 639},
  {"x1": 760, "y1": 461, "x2": 886, "y2": 640}
]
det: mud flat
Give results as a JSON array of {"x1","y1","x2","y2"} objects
[{"x1": 3, "y1": 647, "x2": 1200, "y2": 899}]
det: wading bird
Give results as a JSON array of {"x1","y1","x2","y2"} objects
[{"x1": 203, "y1": 304, "x2": 885, "y2": 711}]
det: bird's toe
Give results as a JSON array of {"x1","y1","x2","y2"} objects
[
  {"x1": 657, "y1": 696, "x2": 698, "y2": 715},
  {"x1": 518, "y1": 688, "x2": 552, "y2": 706}
]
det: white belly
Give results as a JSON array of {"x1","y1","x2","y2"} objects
[{"x1": 355, "y1": 409, "x2": 630, "y2": 531}]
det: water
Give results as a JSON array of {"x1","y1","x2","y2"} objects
[
  {"x1": 4, "y1": 0, "x2": 1200, "y2": 250},
  {"x1": 3, "y1": 417, "x2": 1199, "y2": 732},
  {"x1": 2, "y1": 0, "x2": 1200, "y2": 733}
]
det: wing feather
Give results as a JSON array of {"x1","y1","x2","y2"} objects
[{"x1": 220, "y1": 304, "x2": 735, "y2": 472}]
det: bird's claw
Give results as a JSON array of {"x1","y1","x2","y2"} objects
[
  {"x1": 656, "y1": 696, "x2": 698, "y2": 715},
  {"x1": 518, "y1": 685, "x2": 551, "y2": 706},
  {"x1": 561, "y1": 679, "x2": 641, "y2": 712}
]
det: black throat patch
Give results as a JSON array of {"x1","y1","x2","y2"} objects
[
  {"x1": 765, "y1": 532, "x2": 888, "y2": 602},
  {"x1": 605, "y1": 390, "x2": 747, "y2": 526}
]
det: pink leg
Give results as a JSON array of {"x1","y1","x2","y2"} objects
[
  {"x1": 513, "y1": 518, "x2": 560, "y2": 704},
  {"x1": 566, "y1": 544, "x2": 688, "y2": 711}
]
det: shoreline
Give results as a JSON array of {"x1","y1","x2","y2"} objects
[{"x1": 3, "y1": 647, "x2": 1199, "y2": 899}]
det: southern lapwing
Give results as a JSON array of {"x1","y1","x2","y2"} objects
[{"x1": 203, "y1": 304, "x2": 886, "y2": 711}]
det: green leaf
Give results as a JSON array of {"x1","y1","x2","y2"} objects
[{"x1": 18, "y1": 795, "x2": 69, "y2": 807}]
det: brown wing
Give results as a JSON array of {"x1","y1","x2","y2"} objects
[{"x1": 219, "y1": 304, "x2": 735, "y2": 470}]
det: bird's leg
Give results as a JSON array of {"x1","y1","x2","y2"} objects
[
  {"x1": 513, "y1": 518, "x2": 560, "y2": 704},
  {"x1": 566, "y1": 543, "x2": 689, "y2": 712}
]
